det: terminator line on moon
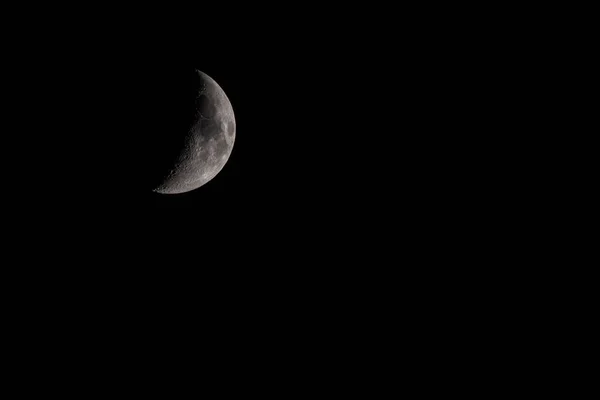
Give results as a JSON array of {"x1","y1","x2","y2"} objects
[{"x1": 153, "y1": 70, "x2": 235, "y2": 194}]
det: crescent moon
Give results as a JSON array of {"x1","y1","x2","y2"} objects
[{"x1": 153, "y1": 70, "x2": 236, "y2": 194}]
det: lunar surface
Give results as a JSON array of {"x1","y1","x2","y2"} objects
[{"x1": 153, "y1": 70, "x2": 235, "y2": 194}]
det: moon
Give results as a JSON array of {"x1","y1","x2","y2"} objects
[{"x1": 153, "y1": 70, "x2": 235, "y2": 194}]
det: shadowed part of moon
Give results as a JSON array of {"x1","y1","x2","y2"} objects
[
  {"x1": 153, "y1": 70, "x2": 235, "y2": 194},
  {"x1": 197, "y1": 94, "x2": 215, "y2": 118}
]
